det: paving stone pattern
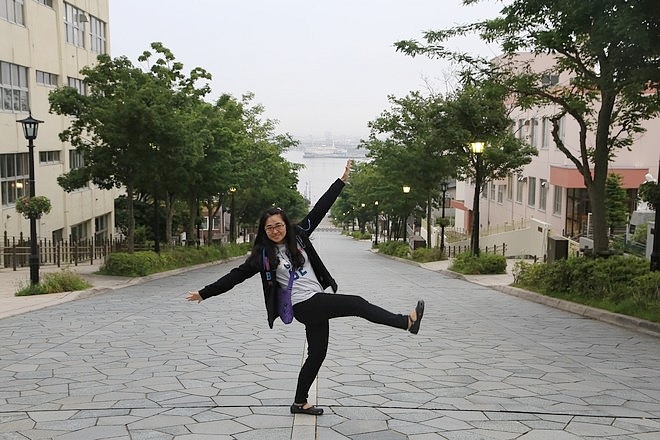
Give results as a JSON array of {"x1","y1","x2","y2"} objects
[{"x1": 1, "y1": 232, "x2": 659, "y2": 439}]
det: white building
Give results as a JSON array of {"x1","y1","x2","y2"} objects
[
  {"x1": 0, "y1": 0, "x2": 119, "y2": 249},
  {"x1": 454, "y1": 53, "x2": 658, "y2": 256}
]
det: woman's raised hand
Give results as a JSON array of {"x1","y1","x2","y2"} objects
[{"x1": 341, "y1": 159, "x2": 352, "y2": 182}]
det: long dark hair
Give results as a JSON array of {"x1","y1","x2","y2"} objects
[{"x1": 251, "y1": 207, "x2": 304, "y2": 270}]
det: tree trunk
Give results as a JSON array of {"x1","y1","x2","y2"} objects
[
  {"x1": 126, "y1": 185, "x2": 135, "y2": 253},
  {"x1": 426, "y1": 191, "x2": 432, "y2": 248},
  {"x1": 591, "y1": 93, "x2": 616, "y2": 254},
  {"x1": 165, "y1": 192, "x2": 173, "y2": 246}
]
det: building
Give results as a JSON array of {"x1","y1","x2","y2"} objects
[
  {"x1": 454, "y1": 52, "x2": 659, "y2": 256},
  {"x1": 0, "y1": 0, "x2": 119, "y2": 249}
]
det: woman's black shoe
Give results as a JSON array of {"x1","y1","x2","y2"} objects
[
  {"x1": 290, "y1": 403, "x2": 324, "y2": 415},
  {"x1": 409, "y1": 300, "x2": 424, "y2": 334}
]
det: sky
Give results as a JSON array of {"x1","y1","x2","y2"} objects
[{"x1": 109, "y1": 0, "x2": 504, "y2": 142}]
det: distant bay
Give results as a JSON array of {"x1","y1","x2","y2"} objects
[{"x1": 283, "y1": 149, "x2": 367, "y2": 204}]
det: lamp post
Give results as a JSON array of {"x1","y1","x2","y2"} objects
[
  {"x1": 440, "y1": 181, "x2": 448, "y2": 253},
  {"x1": 470, "y1": 142, "x2": 485, "y2": 256},
  {"x1": 651, "y1": 159, "x2": 660, "y2": 271},
  {"x1": 374, "y1": 201, "x2": 379, "y2": 246},
  {"x1": 402, "y1": 185, "x2": 411, "y2": 242},
  {"x1": 229, "y1": 187, "x2": 236, "y2": 243},
  {"x1": 17, "y1": 113, "x2": 44, "y2": 285}
]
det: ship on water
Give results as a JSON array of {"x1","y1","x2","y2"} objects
[{"x1": 303, "y1": 146, "x2": 348, "y2": 158}]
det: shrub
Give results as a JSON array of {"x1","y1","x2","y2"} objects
[
  {"x1": 411, "y1": 247, "x2": 445, "y2": 262},
  {"x1": 100, "y1": 243, "x2": 250, "y2": 277},
  {"x1": 449, "y1": 252, "x2": 507, "y2": 275},
  {"x1": 513, "y1": 255, "x2": 660, "y2": 321},
  {"x1": 16, "y1": 269, "x2": 91, "y2": 296},
  {"x1": 351, "y1": 230, "x2": 372, "y2": 240},
  {"x1": 377, "y1": 240, "x2": 410, "y2": 258}
]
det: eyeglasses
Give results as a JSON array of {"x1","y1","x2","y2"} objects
[{"x1": 265, "y1": 223, "x2": 285, "y2": 232}]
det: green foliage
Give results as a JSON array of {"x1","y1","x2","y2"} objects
[
  {"x1": 15, "y1": 270, "x2": 91, "y2": 296},
  {"x1": 513, "y1": 256, "x2": 660, "y2": 322},
  {"x1": 632, "y1": 224, "x2": 647, "y2": 244},
  {"x1": 99, "y1": 243, "x2": 250, "y2": 277},
  {"x1": 449, "y1": 252, "x2": 507, "y2": 275},
  {"x1": 377, "y1": 241, "x2": 410, "y2": 258},
  {"x1": 351, "y1": 230, "x2": 372, "y2": 240},
  {"x1": 605, "y1": 174, "x2": 629, "y2": 230},
  {"x1": 639, "y1": 181, "x2": 660, "y2": 211},
  {"x1": 15, "y1": 196, "x2": 52, "y2": 220},
  {"x1": 411, "y1": 247, "x2": 445, "y2": 262},
  {"x1": 395, "y1": 0, "x2": 660, "y2": 255}
]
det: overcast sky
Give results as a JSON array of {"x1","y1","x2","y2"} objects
[{"x1": 109, "y1": 0, "x2": 504, "y2": 141}]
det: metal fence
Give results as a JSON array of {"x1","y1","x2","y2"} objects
[{"x1": 2, "y1": 233, "x2": 150, "y2": 270}]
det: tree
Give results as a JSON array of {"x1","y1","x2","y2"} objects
[
  {"x1": 444, "y1": 81, "x2": 537, "y2": 253},
  {"x1": 49, "y1": 43, "x2": 211, "y2": 251},
  {"x1": 395, "y1": 0, "x2": 660, "y2": 255},
  {"x1": 363, "y1": 91, "x2": 455, "y2": 246},
  {"x1": 605, "y1": 173, "x2": 629, "y2": 235}
]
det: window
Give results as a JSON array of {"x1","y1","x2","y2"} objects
[
  {"x1": 539, "y1": 179, "x2": 548, "y2": 211},
  {"x1": 64, "y1": 2, "x2": 85, "y2": 48},
  {"x1": 1, "y1": 153, "x2": 29, "y2": 206},
  {"x1": 541, "y1": 117, "x2": 551, "y2": 149},
  {"x1": 541, "y1": 73, "x2": 559, "y2": 86},
  {"x1": 95, "y1": 213, "x2": 110, "y2": 240},
  {"x1": 497, "y1": 185, "x2": 504, "y2": 204},
  {"x1": 516, "y1": 178, "x2": 524, "y2": 203},
  {"x1": 36, "y1": 70, "x2": 58, "y2": 87},
  {"x1": 527, "y1": 177, "x2": 536, "y2": 207},
  {"x1": 36, "y1": 0, "x2": 53, "y2": 7},
  {"x1": 517, "y1": 119, "x2": 525, "y2": 139},
  {"x1": 556, "y1": 115, "x2": 565, "y2": 146},
  {"x1": 528, "y1": 118, "x2": 537, "y2": 147},
  {"x1": 68, "y1": 150, "x2": 88, "y2": 190},
  {"x1": 489, "y1": 183, "x2": 496, "y2": 200},
  {"x1": 69, "y1": 149, "x2": 85, "y2": 170},
  {"x1": 1, "y1": 61, "x2": 29, "y2": 112},
  {"x1": 507, "y1": 175, "x2": 513, "y2": 200},
  {"x1": 67, "y1": 77, "x2": 86, "y2": 95},
  {"x1": 212, "y1": 216, "x2": 221, "y2": 230},
  {"x1": 0, "y1": 0, "x2": 24, "y2": 25},
  {"x1": 89, "y1": 15, "x2": 106, "y2": 54},
  {"x1": 71, "y1": 221, "x2": 89, "y2": 241},
  {"x1": 553, "y1": 185, "x2": 563, "y2": 215},
  {"x1": 39, "y1": 151, "x2": 61, "y2": 164}
]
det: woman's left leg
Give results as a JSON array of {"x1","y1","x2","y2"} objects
[{"x1": 295, "y1": 292, "x2": 409, "y2": 330}]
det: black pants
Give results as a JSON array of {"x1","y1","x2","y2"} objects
[{"x1": 291, "y1": 292, "x2": 409, "y2": 404}]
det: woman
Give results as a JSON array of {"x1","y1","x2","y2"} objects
[{"x1": 186, "y1": 160, "x2": 424, "y2": 416}]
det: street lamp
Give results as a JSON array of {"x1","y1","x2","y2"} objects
[
  {"x1": 229, "y1": 187, "x2": 237, "y2": 243},
  {"x1": 402, "y1": 185, "x2": 411, "y2": 242},
  {"x1": 440, "y1": 181, "x2": 448, "y2": 253},
  {"x1": 374, "y1": 201, "x2": 379, "y2": 246},
  {"x1": 17, "y1": 113, "x2": 44, "y2": 285},
  {"x1": 470, "y1": 142, "x2": 485, "y2": 256}
]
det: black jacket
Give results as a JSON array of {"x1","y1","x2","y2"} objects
[{"x1": 199, "y1": 178, "x2": 345, "y2": 328}]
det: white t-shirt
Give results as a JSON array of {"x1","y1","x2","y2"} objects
[{"x1": 275, "y1": 244, "x2": 322, "y2": 305}]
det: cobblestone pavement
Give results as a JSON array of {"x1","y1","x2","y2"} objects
[{"x1": 1, "y1": 232, "x2": 659, "y2": 439}]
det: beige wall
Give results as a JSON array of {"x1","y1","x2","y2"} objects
[{"x1": 1, "y1": 0, "x2": 119, "y2": 242}]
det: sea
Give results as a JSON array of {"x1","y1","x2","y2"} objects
[{"x1": 283, "y1": 149, "x2": 367, "y2": 204}]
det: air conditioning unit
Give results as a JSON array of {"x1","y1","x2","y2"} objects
[{"x1": 579, "y1": 237, "x2": 594, "y2": 254}]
